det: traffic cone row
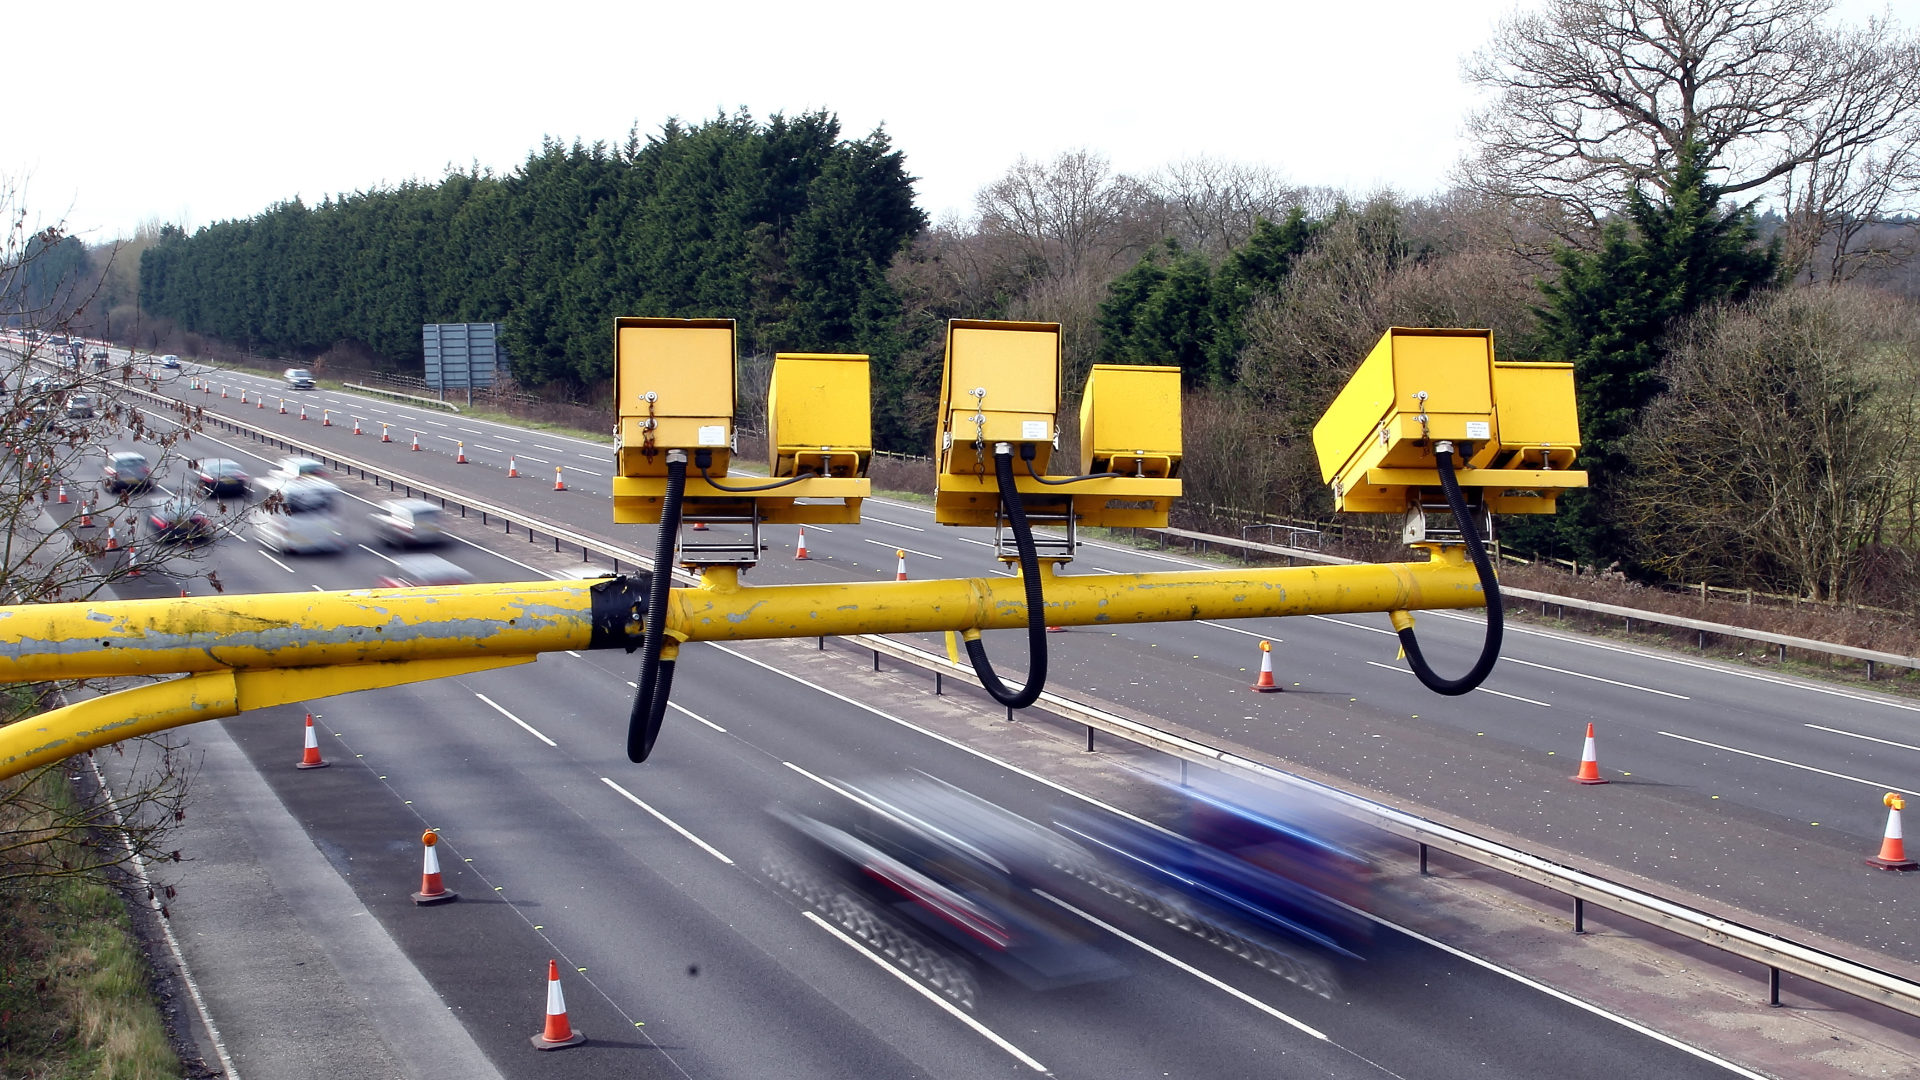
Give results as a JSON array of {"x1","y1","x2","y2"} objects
[
  {"x1": 295, "y1": 713, "x2": 329, "y2": 769},
  {"x1": 1250, "y1": 640, "x2": 1282, "y2": 692},
  {"x1": 412, "y1": 830, "x2": 458, "y2": 905}
]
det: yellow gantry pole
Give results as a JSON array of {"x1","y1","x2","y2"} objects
[{"x1": 0, "y1": 552, "x2": 1487, "y2": 780}]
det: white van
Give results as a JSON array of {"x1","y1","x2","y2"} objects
[{"x1": 253, "y1": 479, "x2": 344, "y2": 554}]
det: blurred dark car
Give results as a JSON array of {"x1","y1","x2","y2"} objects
[
  {"x1": 65, "y1": 393, "x2": 95, "y2": 419},
  {"x1": 767, "y1": 774, "x2": 1125, "y2": 995},
  {"x1": 102, "y1": 451, "x2": 153, "y2": 494},
  {"x1": 147, "y1": 498, "x2": 214, "y2": 545},
  {"x1": 374, "y1": 553, "x2": 476, "y2": 588},
  {"x1": 193, "y1": 458, "x2": 250, "y2": 498}
]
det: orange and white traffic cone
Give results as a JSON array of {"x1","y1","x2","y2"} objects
[
  {"x1": 125, "y1": 545, "x2": 141, "y2": 576},
  {"x1": 1571, "y1": 722, "x2": 1608, "y2": 784},
  {"x1": 103, "y1": 525, "x2": 119, "y2": 551},
  {"x1": 691, "y1": 520, "x2": 707, "y2": 531},
  {"x1": 795, "y1": 526, "x2": 809, "y2": 560},
  {"x1": 257, "y1": 395, "x2": 265, "y2": 409},
  {"x1": 382, "y1": 424, "x2": 392, "y2": 442},
  {"x1": 296, "y1": 712, "x2": 329, "y2": 770},
  {"x1": 352, "y1": 417, "x2": 362, "y2": 435},
  {"x1": 411, "y1": 831, "x2": 459, "y2": 905},
  {"x1": 221, "y1": 385, "x2": 228, "y2": 399},
  {"x1": 1867, "y1": 793, "x2": 1918, "y2": 870},
  {"x1": 278, "y1": 398, "x2": 287, "y2": 414},
  {"x1": 322, "y1": 410, "x2": 332, "y2": 427},
  {"x1": 56, "y1": 482, "x2": 68, "y2": 504},
  {"x1": 553, "y1": 466, "x2": 566, "y2": 491},
  {"x1": 456, "y1": 441, "x2": 467, "y2": 464},
  {"x1": 1250, "y1": 639, "x2": 1282, "y2": 692},
  {"x1": 1046, "y1": 623, "x2": 1067, "y2": 633},
  {"x1": 507, "y1": 456, "x2": 519, "y2": 477},
  {"x1": 77, "y1": 501, "x2": 94, "y2": 529},
  {"x1": 240, "y1": 389, "x2": 248, "y2": 404},
  {"x1": 299, "y1": 404, "x2": 309, "y2": 421},
  {"x1": 895, "y1": 549, "x2": 908, "y2": 580},
  {"x1": 529, "y1": 959, "x2": 586, "y2": 1050}
]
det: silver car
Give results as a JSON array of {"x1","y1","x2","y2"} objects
[{"x1": 369, "y1": 499, "x2": 446, "y2": 547}]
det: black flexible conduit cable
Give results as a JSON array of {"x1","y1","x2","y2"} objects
[
  {"x1": 963, "y1": 445, "x2": 1049, "y2": 709},
  {"x1": 627, "y1": 452, "x2": 686, "y2": 762},
  {"x1": 699, "y1": 465, "x2": 817, "y2": 492},
  {"x1": 1023, "y1": 457, "x2": 1125, "y2": 486},
  {"x1": 1396, "y1": 443, "x2": 1503, "y2": 696}
]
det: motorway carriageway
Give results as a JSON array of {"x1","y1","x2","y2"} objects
[
  {"x1": 138, "y1": 353, "x2": 1920, "y2": 962},
  {"x1": 49, "y1": 411, "x2": 1763, "y2": 1080}
]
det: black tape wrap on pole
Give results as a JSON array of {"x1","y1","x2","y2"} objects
[
  {"x1": 627, "y1": 451, "x2": 686, "y2": 761},
  {"x1": 1397, "y1": 444, "x2": 1503, "y2": 696},
  {"x1": 963, "y1": 444, "x2": 1048, "y2": 709}
]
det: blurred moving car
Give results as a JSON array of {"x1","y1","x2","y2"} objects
[
  {"x1": 259, "y1": 455, "x2": 335, "y2": 493},
  {"x1": 368, "y1": 499, "x2": 445, "y2": 547},
  {"x1": 102, "y1": 451, "x2": 153, "y2": 494},
  {"x1": 282, "y1": 368, "x2": 315, "y2": 389},
  {"x1": 766, "y1": 774, "x2": 1126, "y2": 996},
  {"x1": 1054, "y1": 779, "x2": 1375, "y2": 978},
  {"x1": 90, "y1": 348, "x2": 110, "y2": 370},
  {"x1": 65, "y1": 393, "x2": 94, "y2": 419},
  {"x1": 192, "y1": 458, "x2": 251, "y2": 498},
  {"x1": 253, "y1": 478, "x2": 345, "y2": 554},
  {"x1": 374, "y1": 553, "x2": 475, "y2": 588},
  {"x1": 147, "y1": 498, "x2": 215, "y2": 545},
  {"x1": 159, "y1": 355, "x2": 181, "y2": 369}
]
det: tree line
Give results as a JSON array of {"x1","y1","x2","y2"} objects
[{"x1": 106, "y1": 0, "x2": 1920, "y2": 606}]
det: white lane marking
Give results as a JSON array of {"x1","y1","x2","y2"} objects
[
  {"x1": 357, "y1": 543, "x2": 402, "y2": 566},
  {"x1": 718, "y1": 645, "x2": 1158, "y2": 830},
  {"x1": 564, "y1": 651, "x2": 582, "y2": 658},
  {"x1": 802, "y1": 525, "x2": 834, "y2": 534},
  {"x1": 1376, "y1": 913, "x2": 1771, "y2": 1078},
  {"x1": 475, "y1": 445, "x2": 503, "y2": 454},
  {"x1": 1659, "y1": 731, "x2": 1920, "y2": 798},
  {"x1": 1805, "y1": 723, "x2": 1920, "y2": 754},
  {"x1": 423, "y1": 419, "x2": 449, "y2": 427},
  {"x1": 516, "y1": 455, "x2": 550, "y2": 464},
  {"x1": 1198, "y1": 620, "x2": 1280, "y2": 643},
  {"x1": 867, "y1": 517, "x2": 925, "y2": 532},
  {"x1": 475, "y1": 692, "x2": 556, "y2": 747},
  {"x1": 670, "y1": 701, "x2": 726, "y2": 732},
  {"x1": 436, "y1": 435, "x2": 462, "y2": 444},
  {"x1": 1309, "y1": 614, "x2": 1396, "y2": 636},
  {"x1": 310, "y1": 584, "x2": 324, "y2": 592},
  {"x1": 599, "y1": 778, "x2": 734, "y2": 864},
  {"x1": 459, "y1": 427, "x2": 483, "y2": 434},
  {"x1": 862, "y1": 538, "x2": 943, "y2": 560},
  {"x1": 800, "y1": 911, "x2": 1047, "y2": 1070},
  {"x1": 536, "y1": 444, "x2": 568, "y2": 453},
  {"x1": 567, "y1": 466, "x2": 605, "y2": 476},
  {"x1": 324, "y1": 397, "x2": 343, "y2": 404},
  {"x1": 1365, "y1": 661, "x2": 1551, "y2": 707},
  {"x1": 1503, "y1": 657, "x2": 1689, "y2": 700},
  {"x1": 495, "y1": 436, "x2": 521, "y2": 444},
  {"x1": 955, "y1": 536, "x2": 994, "y2": 547},
  {"x1": 258, "y1": 550, "x2": 296, "y2": 574},
  {"x1": 1039, "y1": 892, "x2": 1326, "y2": 1041}
]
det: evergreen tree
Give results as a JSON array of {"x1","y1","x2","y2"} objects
[{"x1": 1515, "y1": 143, "x2": 1781, "y2": 564}]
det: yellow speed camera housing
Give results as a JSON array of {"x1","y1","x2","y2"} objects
[
  {"x1": 758, "y1": 352, "x2": 870, "y2": 524},
  {"x1": 1311, "y1": 327, "x2": 1585, "y2": 516}
]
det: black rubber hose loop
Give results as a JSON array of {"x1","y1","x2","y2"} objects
[
  {"x1": 628, "y1": 454, "x2": 686, "y2": 761},
  {"x1": 964, "y1": 447, "x2": 1049, "y2": 709},
  {"x1": 1397, "y1": 447, "x2": 1503, "y2": 696}
]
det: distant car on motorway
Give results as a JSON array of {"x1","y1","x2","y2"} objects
[
  {"x1": 283, "y1": 368, "x2": 315, "y2": 389},
  {"x1": 147, "y1": 498, "x2": 215, "y2": 546},
  {"x1": 260, "y1": 456, "x2": 334, "y2": 495},
  {"x1": 192, "y1": 458, "x2": 251, "y2": 498},
  {"x1": 368, "y1": 499, "x2": 446, "y2": 548},
  {"x1": 65, "y1": 393, "x2": 94, "y2": 419},
  {"x1": 374, "y1": 553, "x2": 475, "y2": 588},
  {"x1": 253, "y1": 478, "x2": 344, "y2": 554},
  {"x1": 102, "y1": 451, "x2": 152, "y2": 494},
  {"x1": 159, "y1": 355, "x2": 181, "y2": 369},
  {"x1": 90, "y1": 348, "x2": 110, "y2": 370}
]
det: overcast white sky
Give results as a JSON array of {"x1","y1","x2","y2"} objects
[{"x1": 7, "y1": 0, "x2": 1898, "y2": 244}]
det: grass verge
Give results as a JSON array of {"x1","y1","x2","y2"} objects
[{"x1": 0, "y1": 765, "x2": 180, "y2": 1080}]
